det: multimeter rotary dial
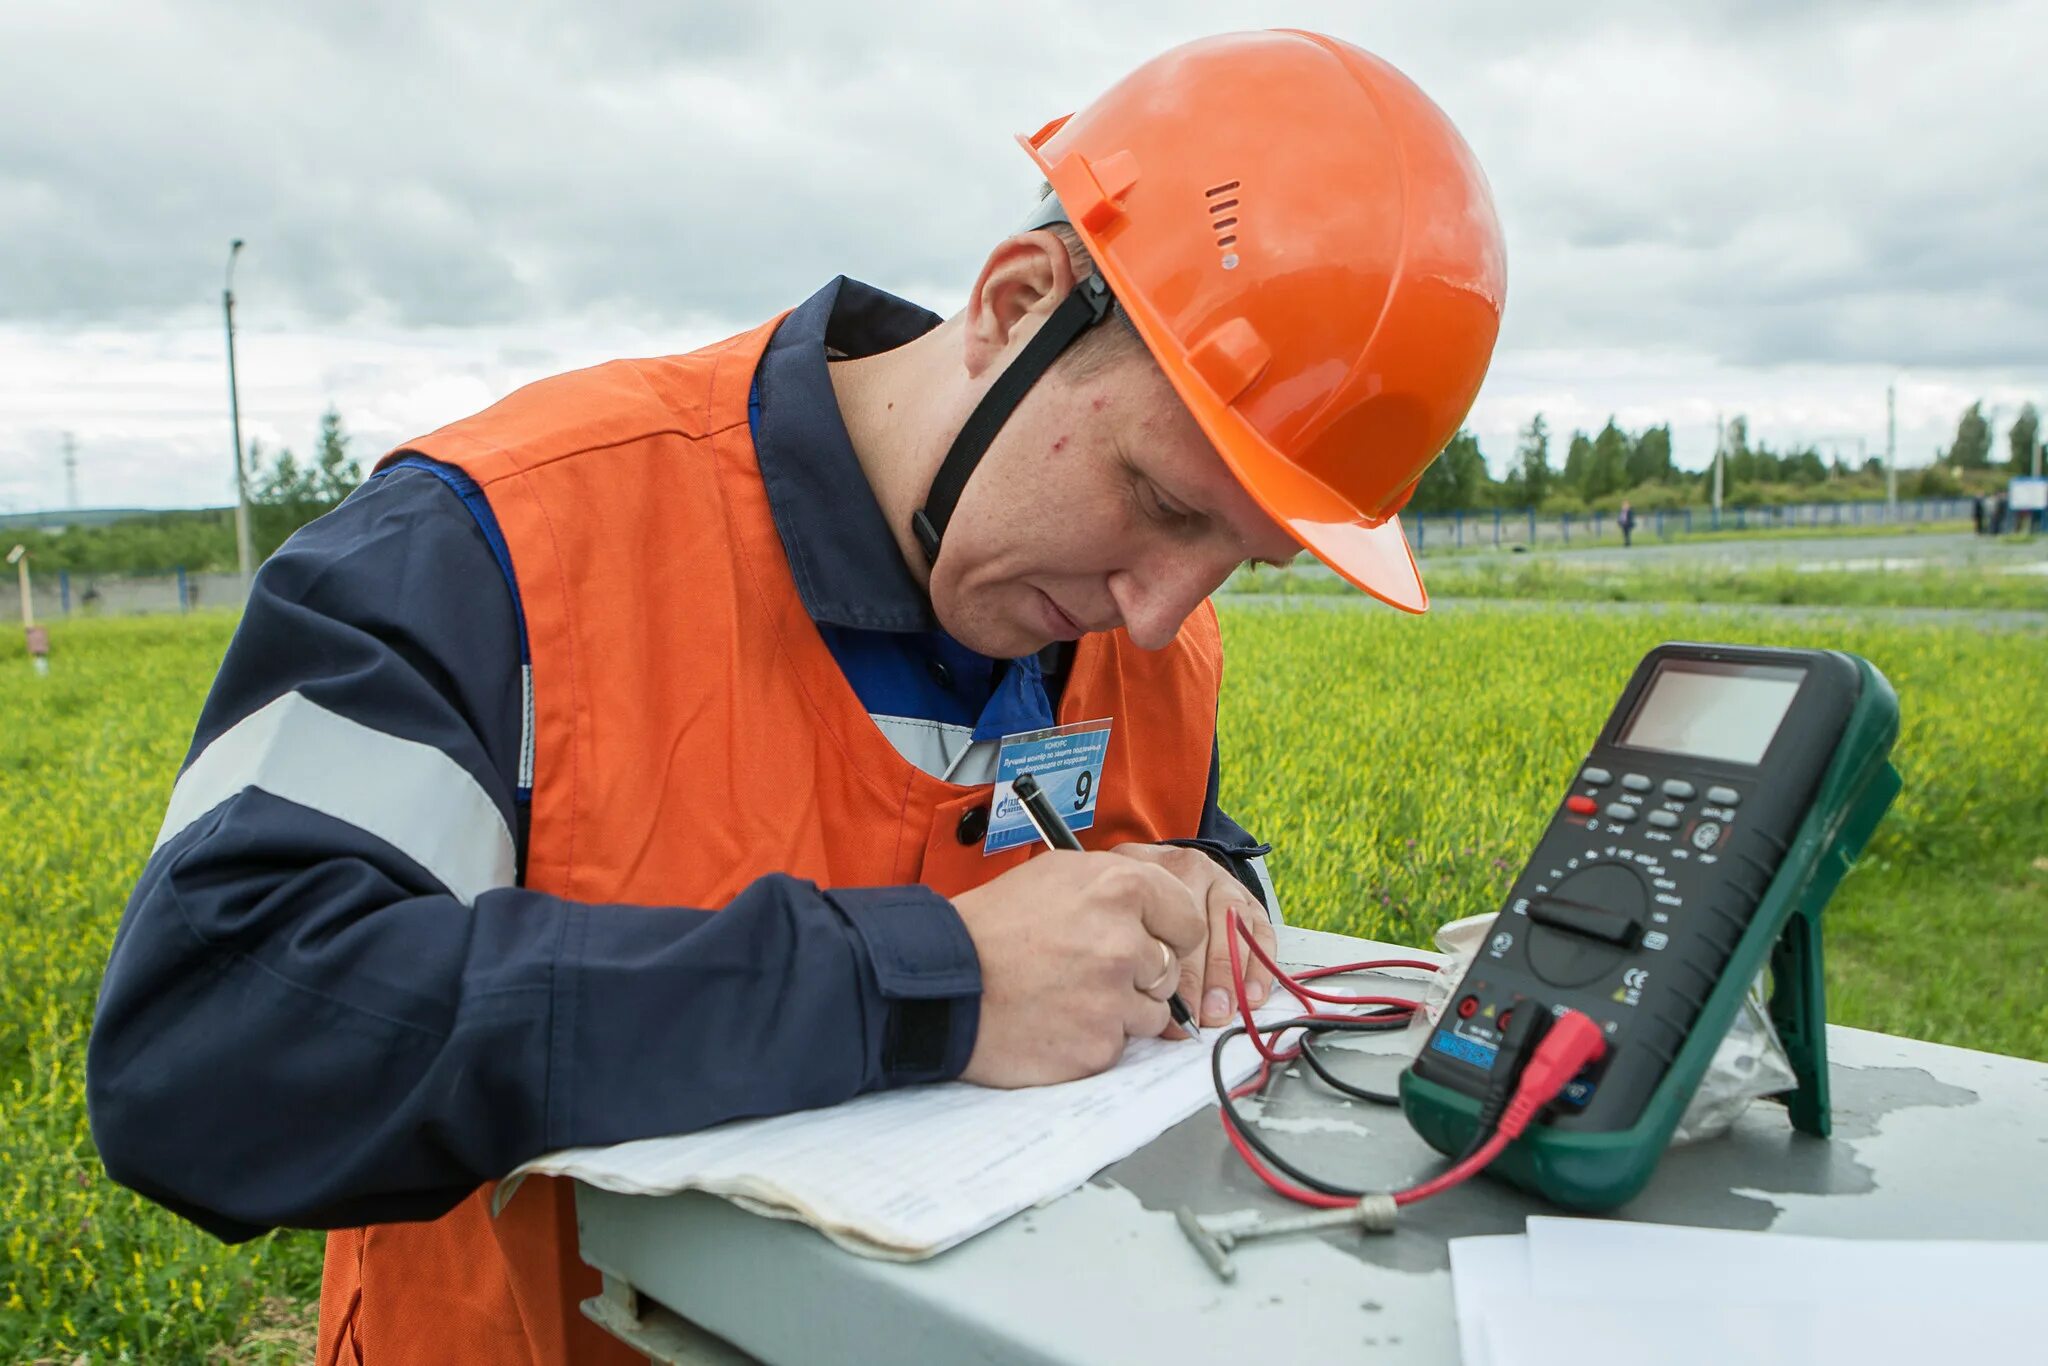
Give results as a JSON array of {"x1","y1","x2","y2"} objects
[{"x1": 1523, "y1": 861, "x2": 1647, "y2": 988}]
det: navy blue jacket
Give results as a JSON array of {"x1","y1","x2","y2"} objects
[{"x1": 87, "y1": 278, "x2": 1273, "y2": 1242}]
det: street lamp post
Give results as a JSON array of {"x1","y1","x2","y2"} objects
[{"x1": 224, "y1": 239, "x2": 255, "y2": 586}]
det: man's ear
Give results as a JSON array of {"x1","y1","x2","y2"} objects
[{"x1": 962, "y1": 230, "x2": 1079, "y2": 381}]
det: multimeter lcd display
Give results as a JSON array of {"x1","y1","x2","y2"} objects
[{"x1": 1618, "y1": 660, "x2": 1806, "y2": 765}]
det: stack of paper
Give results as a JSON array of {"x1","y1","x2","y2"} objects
[
  {"x1": 502, "y1": 999, "x2": 1311, "y2": 1260},
  {"x1": 1452, "y1": 1217, "x2": 2048, "y2": 1366}
]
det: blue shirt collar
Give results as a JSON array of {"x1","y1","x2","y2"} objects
[{"x1": 751, "y1": 276, "x2": 943, "y2": 633}]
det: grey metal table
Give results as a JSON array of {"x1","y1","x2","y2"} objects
[{"x1": 572, "y1": 926, "x2": 2048, "y2": 1364}]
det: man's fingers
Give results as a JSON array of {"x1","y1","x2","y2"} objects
[
  {"x1": 1123, "y1": 988, "x2": 1171, "y2": 1042},
  {"x1": 1117, "y1": 860, "x2": 1206, "y2": 956},
  {"x1": 1200, "y1": 890, "x2": 1277, "y2": 1025},
  {"x1": 1131, "y1": 937, "x2": 1181, "y2": 1001}
]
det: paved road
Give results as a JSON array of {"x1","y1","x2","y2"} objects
[{"x1": 1249, "y1": 531, "x2": 2046, "y2": 583}]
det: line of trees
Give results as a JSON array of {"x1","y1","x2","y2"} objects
[
  {"x1": 1943, "y1": 400, "x2": 2041, "y2": 474},
  {"x1": 12, "y1": 408, "x2": 363, "y2": 575},
  {"x1": 245, "y1": 407, "x2": 363, "y2": 560},
  {"x1": 1407, "y1": 401, "x2": 2040, "y2": 516},
  {"x1": 14, "y1": 397, "x2": 2042, "y2": 575}
]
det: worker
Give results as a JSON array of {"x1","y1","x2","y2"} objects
[{"x1": 86, "y1": 29, "x2": 1504, "y2": 1365}]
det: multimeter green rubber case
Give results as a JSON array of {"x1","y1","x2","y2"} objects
[{"x1": 1400, "y1": 642, "x2": 1902, "y2": 1213}]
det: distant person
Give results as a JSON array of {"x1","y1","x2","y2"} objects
[
  {"x1": 80, "y1": 583, "x2": 103, "y2": 615},
  {"x1": 1973, "y1": 495, "x2": 1986, "y2": 534},
  {"x1": 84, "y1": 31, "x2": 1507, "y2": 1366},
  {"x1": 1618, "y1": 499, "x2": 1638, "y2": 548}
]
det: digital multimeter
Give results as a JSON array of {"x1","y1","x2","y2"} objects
[{"x1": 1401, "y1": 642, "x2": 1901, "y2": 1211}]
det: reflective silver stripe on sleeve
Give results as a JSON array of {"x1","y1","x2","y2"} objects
[
  {"x1": 152, "y1": 690, "x2": 517, "y2": 906},
  {"x1": 1246, "y1": 853, "x2": 1283, "y2": 926}
]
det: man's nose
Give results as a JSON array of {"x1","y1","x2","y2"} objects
[{"x1": 1108, "y1": 551, "x2": 1238, "y2": 650}]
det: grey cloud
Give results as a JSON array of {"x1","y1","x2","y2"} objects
[{"x1": 2, "y1": 0, "x2": 2044, "y2": 378}]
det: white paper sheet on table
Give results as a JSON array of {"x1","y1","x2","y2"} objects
[
  {"x1": 1451, "y1": 1217, "x2": 2048, "y2": 1366},
  {"x1": 500, "y1": 999, "x2": 1310, "y2": 1261}
]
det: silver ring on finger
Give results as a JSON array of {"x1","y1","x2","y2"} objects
[{"x1": 1139, "y1": 939, "x2": 1177, "y2": 994}]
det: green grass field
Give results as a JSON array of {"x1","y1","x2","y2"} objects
[{"x1": 4, "y1": 603, "x2": 2044, "y2": 1359}]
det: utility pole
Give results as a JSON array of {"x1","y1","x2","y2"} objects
[
  {"x1": 63, "y1": 432, "x2": 78, "y2": 510},
  {"x1": 1712, "y1": 414, "x2": 1725, "y2": 522},
  {"x1": 1885, "y1": 384, "x2": 1897, "y2": 517},
  {"x1": 224, "y1": 239, "x2": 255, "y2": 586}
]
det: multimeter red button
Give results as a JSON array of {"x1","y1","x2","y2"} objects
[
  {"x1": 1456, "y1": 995, "x2": 1480, "y2": 1019},
  {"x1": 1566, "y1": 795, "x2": 1598, "y2": 815}
]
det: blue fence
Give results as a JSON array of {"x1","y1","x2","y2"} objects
[{"x1": 37, "y1": 568, "x2": 248, "y2": 620}]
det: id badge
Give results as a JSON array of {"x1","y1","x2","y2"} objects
[{"x1": 985, "y1": 718, "x2": 1113, "y2": 855}]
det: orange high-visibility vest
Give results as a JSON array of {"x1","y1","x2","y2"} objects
[{"x1": 316, "y1": 314, "x2": 1223, "y2": 1364}]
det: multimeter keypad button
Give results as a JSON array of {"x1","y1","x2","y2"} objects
[
  {"x1": 1647, "y1": 810, "x2": 1679, "y2": 829},
  {"x1": 1661, "y1": 779, "x2": 1696, "y2": 799},
  {"x1": 1621, "y1": 773, "x2": 1652, "y2": 791},
  {"x1": 1706, "y1": 786, "x2": 1740, "y2": 806},
  {"x1": 1604, "y1": 803, "x2": 1638, "y2": 822},
  {"x1": 1566, "y1": 795, "x2": 1598, "y2": 815},
  {"x1": 1581, "y1": 767, "x2": 1612, "y2": 786}
]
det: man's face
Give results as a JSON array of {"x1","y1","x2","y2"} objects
[{"x1": 929, "y1": 341, "x2": 1300, "y2": 659}]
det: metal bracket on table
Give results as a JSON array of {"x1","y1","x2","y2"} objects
[
  {"x1": 1176, "y1": 1194, "x2": 1399, "y2": 1282},
  {"x1": 582, "y1": 1272, "x2": 761, "y2": 1365}
]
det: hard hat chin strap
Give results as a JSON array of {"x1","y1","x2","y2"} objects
[{"x1": 912, "y1": 272, "x2": 1117, "y2": 565}]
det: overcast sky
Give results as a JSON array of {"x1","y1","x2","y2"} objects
[{"x1": 4, "y1": 0, "x2": 2046, "y2": 512}]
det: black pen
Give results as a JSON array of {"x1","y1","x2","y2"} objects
[{"x1": 1012, "y1": 771, "x2": 1202, "y2": 1042}]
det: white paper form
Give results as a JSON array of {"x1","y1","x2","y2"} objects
[
  {"x1": 1450, "y1": 1219, "x2": 2048, "y2": 1366},
  {"x1": 503, "y1": 1000, "x2": 1313, "y2": 1261},
  {"x1": 1524, "y1": 1214, "x2": 2048, "y2": 1304},
  {"x1": 1447, "y1": 1234, "x2": 1530, "y2": 1366}
]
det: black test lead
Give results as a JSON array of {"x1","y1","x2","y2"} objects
[{"x1": 1011, "y1": 771, "x2": 1202, "y2": 1042}]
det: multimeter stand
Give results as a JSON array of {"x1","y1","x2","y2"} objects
[
  {"x1": 1769, "y1": 874, "x2": 1837, "y2": 1137},
  {"x1": 1401, "y1": 645, "x2": 1901, "y2": 1212}
]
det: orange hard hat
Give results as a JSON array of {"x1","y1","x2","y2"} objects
[{"x1": 1018, "y1": 30, "x2": 1507, "y2": 612}]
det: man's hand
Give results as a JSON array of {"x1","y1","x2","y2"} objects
[
  {"x1": 1109, "y1": 843, "x2": 1276, "y2": 1032},
  {"x1": 951, "y1": 850, "x2": 1207, "y2": 1088}
]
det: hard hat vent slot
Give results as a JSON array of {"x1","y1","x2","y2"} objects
[{"x1": 1205, "y1": 184, "x2": 1245, "y2": 257}]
